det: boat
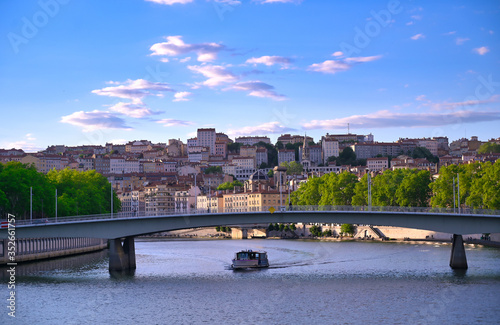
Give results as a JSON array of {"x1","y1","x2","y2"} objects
[{"x1": 231, "y1": 249, "x2": 269, "y2": 269}]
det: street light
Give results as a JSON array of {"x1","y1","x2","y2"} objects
[{"x1": 366, "y1": 168, "x2": 371, "y2": 211}]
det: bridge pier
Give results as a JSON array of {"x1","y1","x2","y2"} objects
[
  {"x1": 449, "y1": 234, "x2": 468, "y2": 269},
  {"x1": 109, "y1": 236, "x2": 136, "y2": 272}
]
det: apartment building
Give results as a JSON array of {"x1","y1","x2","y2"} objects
[
  {"x1": 235, "y1": 136, "x2": 271, "y2": 146},
  {"x1": 197, "y1": 128, "x2": 216, "y2": 155},
  {"x1": 278, "y1": 149, "x2": 295, "y2": 165},
  {"x1": 367, "y1": 157, "x2": 389, "y2": 172}
]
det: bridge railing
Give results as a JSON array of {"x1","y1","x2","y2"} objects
[{"x1": 6, "y1": 205, "x2": 499, "y2": 226}]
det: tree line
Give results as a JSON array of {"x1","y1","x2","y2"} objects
[
  {"x1": 0, "y1": 162, "x2": 121, "y2": 220},
  {"x1": 290, "y1": 160, "x2": 500, "y2": 210}
]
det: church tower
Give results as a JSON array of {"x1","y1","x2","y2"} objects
[{"x1": 301, "y1": 134, "x2": 311, "y2": 169}]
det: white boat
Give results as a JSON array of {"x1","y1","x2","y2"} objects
[{"x1": 231, "y1": 250, "x2": 269, "y2": 269}]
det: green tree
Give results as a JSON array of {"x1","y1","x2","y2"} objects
[
  {"x1": 280, "y1": 161, "x2": 304, "y2": 175},
  {"x1": 466, "y1": 160, "x2": 500, "y2": 209},
  {"x1": 309, "y1": 225, "x2": 322, "y2": 237},
  {"x1": 412, "y1": 147, "x2": 439, "y2": 164},
  {"x1": 337, "y1": 147, "x2": 356, "y2": 166},
  {"x1": 217, "y1": 180, "x2": 243, "y2": 191},
  {"x1": 267, "y1": 223, "x2": 275, "y2": 231},
  {"x1": 352, "y1": 174, "x2": 368, "y2": 206},
  {"x1": 395, "y1": 170, "x2": 432, "y2": 207},
  {"x1": 318, "y1": 171, "x2": 358, "y2": 206},
  {"x1": 227, "y1": 142, "x2": 242, "y2": 153},
  {"x1": 204, "y1": 166, "x2": 222, "y2": 174},
  {"x1": 477, "y1": 142, "x2": 500, "y2": 154},
  {"x1": 0, "y1": 162, "x2": 55, "y2": 219},
  {"x1": 341, "y1": 223, "x2": 355, "y2": 236},
  {"x1": 290, "y1": 176, "x2": 324, "y2": 205}
]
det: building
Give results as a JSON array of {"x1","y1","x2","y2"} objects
[
  {"x1": 197, "y1": 128, "x2": 216, "y2": 155},
  {"x1": 234, "y1": 136, "x2": 271, "y2": 146},
  {"x1": 125, "y1": 140, "x2": 152, "y2": 153},
  {"x1": 277, "y1": 134, "x2": 313, "y2": 145},
  {"x1": 351, "y1": 142, "x2": 402, "y2": 159},
  {"x1": 367, "y1": 157, "x2": 389, "y2": 172},
  {"x1": 321, "y1": 138, "x2": 339, "y2": 164},
  {"x1": 278, "y1": 149, "x2": 295, "y2": 165},
  {"x1": 256, "y1": 147, "x2": 268, "y2": 167}
]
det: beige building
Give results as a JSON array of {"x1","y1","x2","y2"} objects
[{"x1": 367, "y1": 157, "x2": 389, "y2": 172}]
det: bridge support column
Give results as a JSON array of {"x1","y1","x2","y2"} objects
[
  {"x1": 449, "y1": 234, "x2": 467, "y2": 269},
  {"x1": 109, "y1": 237, "x2": 136, "y2": 272}
]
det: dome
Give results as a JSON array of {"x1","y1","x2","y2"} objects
[{"x1": 249, "y1": 170, "x2": 269, "y2": 181}]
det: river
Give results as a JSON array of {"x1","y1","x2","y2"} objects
[{"x1": 1, "y1": 239, "x2": 499, "y2": 324}]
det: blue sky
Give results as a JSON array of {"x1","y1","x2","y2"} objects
[{"x1": 1, "y1": 0, "x2": 499, "y2": 152}]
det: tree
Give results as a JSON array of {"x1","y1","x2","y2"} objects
[
  {"x1": 337, "y1": 147, "x2": 356, "y2": 166},
  {"x1": 216, "y1": 226, "x2": 221, "y2": 232},
  {"x1": 204, "y1": 166, "x2": 222, "y2": 174},
  {"x1": 267, "y1": 223, "x2": 275, "y2": 231},
  {"x1": 395, "y1": 170, "x2": 432, "y2": 207},
  {"x1": 412, "y1": 147, "x2": 439, "y2": 164},
  {"x1": 309, "y1": 225, "x2": 322, "y2": 237},
  {"x1": 478, "y1": 142, "x2": 500, "y2": 154},
  {"x1": 227, "y1": 142, "x2": 241, "y2": 153},
  {"x1": 352, "y1": 174, "x2": 369, "y2": 206},
  {"x1": 217, "y1": 180, "x2": 243, "y2": 191},
  {"x1": 280, "y1": 161, "x2": 304, "y2": 175},
  {"x1": 318, "y1": 171, "x2": 358, "y2": 206},
  {"x1": 275, "y1": 141, "x2": 284, "y2": 150},
  {"x1": 341, "y1": 223, "x2": 355, "y2": 236}
]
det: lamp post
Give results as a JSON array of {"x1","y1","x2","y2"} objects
[
  {"x1": 366, "y1": 168, "x2": 371, "y2": 211},
  {"x1": 30, "y1": 186, "x2": 32, "y2": 223},
  {"x1": 457, "y1": 173, "x2": 461, "y2": 214},
  {"x1": 453, "y1": 177, "x2": 456, "y2": 214}
]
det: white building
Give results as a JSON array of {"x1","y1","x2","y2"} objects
[
  {"x1": 235, "y1": 136, "x2": 271, "y2": 146},
  {"x1": 278, "y1": 149, "x2": 295, "y2": 165},
  {"x1": 321, "y1": 139, "x2": 339, "y2": 164},
  {"x1": 367, "y1": 157, "x2": 389, "y2": 172},
  {"x1": 109, "y1": 156, "x2": 126, "y2": 174},
  {"x1": 197, "y1": 128, "x2": 216, "y2": 155}
]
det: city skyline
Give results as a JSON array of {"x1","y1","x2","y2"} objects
[{"x1": 1, "y1": 0, "x2": 499, "y2": 152}]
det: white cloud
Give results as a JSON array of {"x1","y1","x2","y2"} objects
[
  {"x1": 3, "y1": 133, "x2": 41, "y2": 152},
  {"x1": 443, "y1": 31, "x2": 456, "y2": 36},
  {"x1": 188, "y1": 64, "x2": 238, "y2": 86},
  {"x1": 145, "y1": 0, "x2": 193, "y2": 5},
  {"x1": 308, "y1": 55, "x2": 382, "y2": 74},
  {"x1": 246, "y1": 56, "x2": 292, "y2": 68},
  {"x1": 473, "y1": 46, "x2": 490, "y2": 55},
  {"x1": 406, "y1": 21, "x2": 414, "y2": 26},
  {"x1": 92, "y1": 79, "x2": 174, "y2": 101},
  {"x1": 332, "y1": 51, "x2": 343, "y2": 57},
  {"x1": 410, "y1": 33, "x2": 425, "y2": 40},
  {"x1": 61, "y1": 110, "x2": 132, "y2": 132},
  {"x1": 109, "y1": 101, "x2": 162, "y2": 118},
  {"x1": 455, "y1": 37, "x2": 470, "y2": 45},
  {"x1": 150, "y1": 35, "x2": 225, "y2": 62},
  {"x1": 173, "y1": 91, "x2": 192, "y2": 102},
  {"x1": 415, "y1": 95, "x2": 427, "y2": 101},
  {"x1": 231, "y1": 81, "x2": 287, "y2": 101},
  {"x1": 227, "y1": 121, "x2": 295, "y2": 136},
  {"x1": 430, "y1": 95, "x2": 499, "y2": 110},
  {"x1": 179, "y1": 57, "x2": 191, "y2": 63},
  {"x1": 156, "y1": 119, "x2": 194, "y2": 127},
  {"x1": 302, "y1": 110, "x2": 500, "y2": 130}
]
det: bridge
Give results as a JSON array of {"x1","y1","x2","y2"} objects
[{"x1": 1, "y1": 206, "x2": 499, "y2": 272}]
